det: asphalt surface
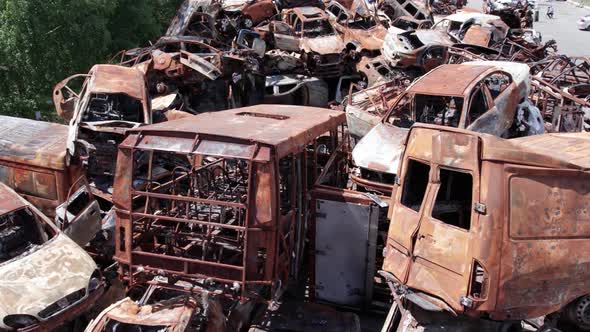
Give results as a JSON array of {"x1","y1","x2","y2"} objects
[{"x1": 467, "y1": 0, "x2": 590, "y2": 55}]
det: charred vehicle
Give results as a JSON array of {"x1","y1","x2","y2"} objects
[
  {"x1": 257, "y1": 7, "x2": 350, "y2": 77},
  {"x1": 350, "y1": 61, "x2": 543, "y2": 194},
  {"x1": 484, "y1": 0, "x2": 533, "y2": 28},
  {"x1": 381, "y1": 29, "x2": 455, "y2": 72},
  {"x1": 0, "y1": 116, "x2": 83, "y2": 218},
  {"x1": 381, "y1": 124, "x2": 590, "y2": 332},
  {"x1": 390, "y1": 16, "x2": 433, "y2": 30},
  {"x1": 325, "y1": 0, "x2": 389, "y2": 55},
  {"x1": 54, "y1": 65, "x2": 151, "y2": 193},
  {"x1": 0, "y1": 183, "x2": 104, "y2": 331},
  {"x1": 432, "y1": 11, "x2": 506, "y2": 47},
  {"x1": 85, "y1": 281, "x2": 227, "y2": 332},
  {"x1": 381, "y1": 0, "x2": 432, "y2": 22},
  {"x1": 166, "y1": 0, "x2": 277, "y2": 40},
  {"x1": 112, "y1": 105, "x2": 346, "y2": 324}
]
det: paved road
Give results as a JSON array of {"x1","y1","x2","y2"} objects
[{"x1": 467, "y1": 0, "x2": 590, "y2": 55}]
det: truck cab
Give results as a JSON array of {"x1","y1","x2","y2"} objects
[{"x1": 112, "y1": 105, "x2": 345, "y2": 313}]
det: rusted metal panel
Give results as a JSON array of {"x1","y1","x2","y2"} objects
[
  {"x1": 0, "y1": 116, "x2": 68, "y2": 171},
  {"x1": 123, "y1": 105, "x2": 345, "y2": 159}
]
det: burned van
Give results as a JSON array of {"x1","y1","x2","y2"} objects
[
  {"x1": 0, "y1": 116, "x2": 82, "y2": 217},
  {"x1": 381, "y1": 124, "x2": 590, "y2": 331},
  {"x1": 112, "y1": 105, "x2": 345, "y2": 310}
]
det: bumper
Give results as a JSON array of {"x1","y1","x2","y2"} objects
[
  {"x1": 20, "y1": 284, "x2": 105, "y2": 332},
  {"x1": 578, "y1": 21, "x2": 589, "y2": 30}
]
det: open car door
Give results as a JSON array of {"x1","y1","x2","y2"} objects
[
  {"x1": 271, "y1": 21, "x2": 300, "y2": 52},
  {"x1": 53, "y1": 74, "x2": 89, "y2": 122},
  {"x1": 55, "y1": 176, "x2": 102, "y2": 246}
]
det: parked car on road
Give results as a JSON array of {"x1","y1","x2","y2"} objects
[{"x1": 579, "y1": 14, "x2": 590, "y2": 30}]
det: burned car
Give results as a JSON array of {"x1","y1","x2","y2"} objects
[
  {"x1": 54, "y1": 64, "x2": 151, "y2": 192},
  {"x1": 390, "y1": 15, "x2": 433, "y2": 31},
  {"x1": 381, "y1": 29, "x2": 455, "y2": 72},
  {"x1": 0, "y1": 182, "x2": 104, "y2": 331},
  {"x1": 257, "y1": 7, "x2": 350, "y2": 77},
  {"x1": 166, "y1": 0, "x2": 277, "y2": 40},
  {"x1": 325, "y1": 0, "x2": 389, "y2": 55},
  {"x1": 381, "y1": 124, "x2": 590, "y2": 331},
  {"x1": 432, "y1": 11, "x2": 508, "y2": 48},
  {"x1": 350, "y1": 61, "x2": 542, "y2": 194},
  {"x1": 85, "y1": 281, "x2": 227, "y2": 332}
]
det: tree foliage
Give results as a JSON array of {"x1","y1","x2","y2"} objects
[{"x1": 0, "y1": 0, "x2": 182, "y2": 119}]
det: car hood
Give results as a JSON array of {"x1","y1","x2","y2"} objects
[
  {"x1": 352, "y1": 123, "x2": 409, "y2": 174},
  {"x1": 301, "y1": 34, "x2": 345, "y2": 54},
  {"x1": 0, "y1": 234, "x2": 96, "y2": 320}
]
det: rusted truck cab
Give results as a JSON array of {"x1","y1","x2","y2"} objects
[
  {"x1": 381, "y1": 124, "x2": 590, "y2": 331},
  {"x1": 112, "y1": 105, "x2": 345, "y2": 309}
]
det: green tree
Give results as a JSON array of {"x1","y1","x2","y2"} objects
[{"x1": 0, "y1": 0, "x2": 182, "y2": 120}]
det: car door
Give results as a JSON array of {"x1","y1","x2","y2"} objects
[
  {"x1": 52, "y1": 74, "x2": 89, "y2": 122},
  {"x1": 55, "y1": 177, "x2": 102, "y2": 246},
  {"x1": 271, "y1": 21, "x2": 300, "y2": 52},
  {"x1": 406, "y1": 131, "x2": 480, "y2": 312}
]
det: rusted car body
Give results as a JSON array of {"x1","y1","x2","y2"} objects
[
  {"x1": 166, "y1": 0, "x2": 277, "y2": 39},
  {"x1": 0, "y1": 183, "x2": 104, "y2": 331},
  {"x1": 85, "y1": 280, "x2": 227, "y2": 332},
  {"x1": 112, "y1": 105, "x2": 345, "y2": 306},
  {"x1": 345, "y1": 79, "x2": 409, "y2": 141},
  {"x1": 54, "y1": 65, "x2": 151, "y2": 190},
  {"x1": 381, "y1": 124, "x2": 590, "y2": 331},
  {"x1": 257, "y1": 7, "x2": 348, "y2": 77},
  {"x1": 325, "y1": 0, "x2": 389, "y2": 54},
  {"x1": 0, "y1": 116, "x2": 83, "y2": 218},
  {"x1": 381, "y1": 0, "x2": 432, "y2": 22},
  {"x1": 529, "y1": 76, "x2": 590, "y2": 132},
  {"x1": 484, "y1": 0, "x2": 533, "y2": 28},
  {"x1": 531, "y1": 55, "x2": 590, "y2": 88},
  {"x1": 381, "y1": 29, "x2": 455, "y2": 71},
  {"x1": 390, "y1": 16, "x2": 433, "y2": 30},
  {"x1": 350, "y1": 61, "x2": 540, "y2": 194},
  {"x1": 432, "y1": 11, "x2": 506, "y2": 46}
]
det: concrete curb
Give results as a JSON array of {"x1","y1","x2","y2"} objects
[{"x1": 565, "y1": 0, "x2": 590, "y2": 10}]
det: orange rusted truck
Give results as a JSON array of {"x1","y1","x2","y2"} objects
[{"x1": 381, "y1": 123, "x2": 590, "y2": 331}]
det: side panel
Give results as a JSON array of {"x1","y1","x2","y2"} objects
[
  {"x1": 494, "y1": 166, "x2": 590, "y2": 320},
  {"x1": 315, "y1": 199, "x2": 379, "y2": 307}
]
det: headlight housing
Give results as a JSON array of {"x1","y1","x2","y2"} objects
[{"x1": 3, "y1": 315, "x2": 39, "y2": 329}]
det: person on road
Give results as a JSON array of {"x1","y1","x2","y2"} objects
[{"x1": 547, "y1": 5, "x2": 554, "y2": 19}]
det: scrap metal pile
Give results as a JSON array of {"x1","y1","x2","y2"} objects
[{"x1": 1, "y1": 0, "x2": 590, "y2": 331}]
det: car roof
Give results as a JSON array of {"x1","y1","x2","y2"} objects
[
  {"x1": 0, "y1": 116, "x2": 68, "y2": 170},
  {"x1": 88, "y1": 65, "x2": 146, "y2": 100},
  {"x1": 126, "y1": 105, "x2": 346, "y2": 158},
  {"x1": 409, "y1": 124, "x2": 590, "y2": 171},
  {"x1": 408, "y1": 64, "x2": 494, "y2": 97}
]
